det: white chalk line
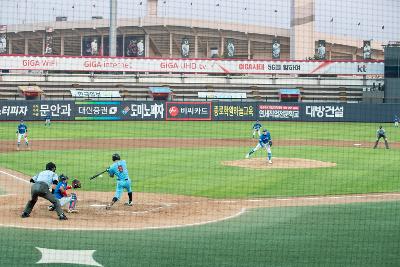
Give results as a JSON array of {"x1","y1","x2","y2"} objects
[
  {"x1": 0, "y1": 193, "x2": 15, "y2": 198},
  {"x1": 0, "y1": 170, "x2": 30, "y2": 184},
  {"x1": 0, "y1": 208, "x2": 248, "y2": 231}
]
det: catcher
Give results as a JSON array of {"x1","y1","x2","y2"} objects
[{"x1": 48, "y1": 175, "x2": 81, "y2": 213}]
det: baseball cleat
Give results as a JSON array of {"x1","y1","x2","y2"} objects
[
  {"x1": 21, "y1": 212, "x2": 30, "y2": 218},
  {"x1": 67, "y1": 209, "x2": 78, "y2": 213},
  {"x1": 105, "y1": 204, "x2": 112, "y2": 210},
  {"x1": 269, "y1": 160, "x2": 272, "y2": 164},
  {"x1": 124, "y1": 201, "x2": 133, "y2": 206},
  {"x1": 59, "y1": 214, "x2": 68, "y2": 220},
  {"x1": 48, "y1": 205, "x2": 55, "y2": 211},
  {"x1": 245, "y1": 154, "x2": 249, "y2": 159}
]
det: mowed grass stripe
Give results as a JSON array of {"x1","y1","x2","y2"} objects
[
  {"x1": 1, "y1": 146, "x2": 399, "y2": 198},
  {"x1": 0, "y1": 201, "x2": 398, "y2": 267},
  {"x1": 0, "y1": 121, "x2": 397, "y2": 141}
]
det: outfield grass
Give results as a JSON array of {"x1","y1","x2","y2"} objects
[
  {"x1": 0, "y1": 121, "x2": 398, "y2": 141},
  {"x1": 1, "y1": 146, "x2": 399, "y2": 198},
  {"x1": 0, "y1": 201, "x2": 398, "y2": 267},
  {"x1": 1, "y1": 121, "x2": 399, "y2": 198}
]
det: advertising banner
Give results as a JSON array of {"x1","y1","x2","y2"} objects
[
  {"x1": 44, "y1": 27, "x2": 54, "y2": 55},
  {"x1": 181, "y1": 37, "x2": 190, "y2": 58},
  {"x1": 363, "y1": 40, "x2": 372, "y2": 60},
  {"x1": 125, "y1": 36, "x2": 145, "y2": 57},
  {"x1": 224, "y1": 39, "x2": 235, "y2": 58},
  {"x1": 317, "y1": 40, "x2": 326, "y2": 60},
  {"x1": 74, "y1": 101, "x2": 164, "y2": 121},
  {"x1": 258, "y1": 105, "x2": 300, "y2": 120},
  {"x1": 70, "y1": 90, "x2": 121, "y2": 98},
  {"x1": 0, "y1": 25, "x2": 7, "y2": 54},
  {"x1": 82, "y1": 36, "x2": 101, "y2": 56},
  {"x1": 212, "y1": 102, "x2": 256, "y2": 120},
  {"x1": 272, "y1": 39, "x2": 280, "y2": 59},
  {"x1": 0, "y1": 100, "x2": 398, "y2": 122},
  {"x1": 198, "y1": 92, "x2": 246, "y2": 99},
  {"x1": 0, "y1": 55, "x2": 384, "y2": 75},
  {"x1": 121, "y1": 102, "x2": 165, "y2": 120},
  {"x1": 166, "y1": 102, "x2": 211, "y2": 121}
]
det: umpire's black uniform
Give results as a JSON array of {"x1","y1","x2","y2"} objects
[{"x1": 21, "y1": 162, "x2": 67, "y2": 220}]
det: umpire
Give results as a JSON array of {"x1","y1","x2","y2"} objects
[
  {"x1": 373, "y1": 126, "x2": 389, "y2": 149},
  {"x1": 21, "y1": 162, "x2": 68, "y2": 220}
]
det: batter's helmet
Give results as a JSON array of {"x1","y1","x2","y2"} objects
[
  {"x1": 112, "y1": 153, "x2": 121, "y2": 161},
  {"x1": 46, "y1": 162, "x2": 56, "y2": 171}
]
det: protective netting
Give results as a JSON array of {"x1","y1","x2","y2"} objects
[{"x1": 0, "y1": 1, "x2": 400, "y2": 266}]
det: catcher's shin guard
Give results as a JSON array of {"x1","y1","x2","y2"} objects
[{"x1": 69, "y1": 193, "x2": 77, "y2": 210}]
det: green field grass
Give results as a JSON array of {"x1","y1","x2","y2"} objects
[
  {"x1": 1, "y1": 121, "x2": 399, "y2": 267},
  {"x1": 1, "y1": 121, "x2": 399, "y2": 198},
  {"x1": 0, "y1": 201, "x2": 398, "y2": 267},
  {"x1": 1, "y1": 146, "x2": 399, "y2": 198},
  {"x1": 0, "y1": 121, "x2": 398, "y2": 141}
]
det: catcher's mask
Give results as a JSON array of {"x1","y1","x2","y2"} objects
[
  {"x1": 112, "y1": 153, "x2": 121, "y2": 161},
  {"x1": 59, "y1": 174, "x2": 68, "y2": 181}
]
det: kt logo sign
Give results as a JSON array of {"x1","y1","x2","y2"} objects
[{"x1": 357, "y1": 65, "x2": 367, "y2": 72}]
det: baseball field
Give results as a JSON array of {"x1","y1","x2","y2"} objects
[{"x1": 0, "y1": 121, "x2": 399, "y2": 266}]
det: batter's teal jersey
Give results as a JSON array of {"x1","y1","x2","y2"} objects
[{"x1": 108, "y1": 160, "x2": 131, "y2": 181}]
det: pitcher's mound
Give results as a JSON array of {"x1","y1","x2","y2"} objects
[{"x1": 222, "y1": 157, "x2": 336, "y2": 169}]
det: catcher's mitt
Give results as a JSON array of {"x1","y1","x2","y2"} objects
[{"x1": 71, "y1": 179, "x2": 81, "y2": 189}]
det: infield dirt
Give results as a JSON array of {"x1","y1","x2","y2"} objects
[{"x1": 0, "y1": 138, "x2": 399, "y2": 230}]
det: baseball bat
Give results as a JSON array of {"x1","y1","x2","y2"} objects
[{"x1": 89, "y1": 169, "x2": 108, "y2": 180}]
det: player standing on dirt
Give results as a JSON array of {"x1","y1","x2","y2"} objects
[
  {"x1": 16, "y1": 120, "x2": 29, "y2": 150},
  {"x1": 105, "y1": 153, "x2": 133, "y2": 210},
  {"x1": 252, "y1": 120, "x2": 262, "y2": 138},
  {"x1": 21, "y1": 162, "x2": 68, "y2": 220},
  {"x1": 246, "y1": 129, "x2": 273, "y2": 163},
  {"x1": 45, "y1": 110, "x2": 52, "y2": 126},
  {"x1": 373, "y1": 126, "x2": 389, "y2": 149}
]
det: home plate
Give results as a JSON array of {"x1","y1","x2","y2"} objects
[
  {"x1": 353, "y1": 144, "x2": 362, "y2": 146},
  {"x1": 90, "y1": 204, "x2": 107, "y2": 207}
]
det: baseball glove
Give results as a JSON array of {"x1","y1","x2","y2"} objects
[
  {"x1": 268, "y1": 141, "x2": 273, "y2": 146},
  {"x1": 71, "y1": 179, "x2": 81, "y2": 189}
]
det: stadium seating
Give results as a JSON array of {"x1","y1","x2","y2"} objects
[{"x1": 0, "y1": 73, "x2": 380, "y2": 103}]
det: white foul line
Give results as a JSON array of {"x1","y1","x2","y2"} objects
[
  {"x1": 0, "y1": 208, "x2": 248, "y2": 231},
  {"x1": 0, "y1": 170, "x2": 30, "y2": 184}
]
